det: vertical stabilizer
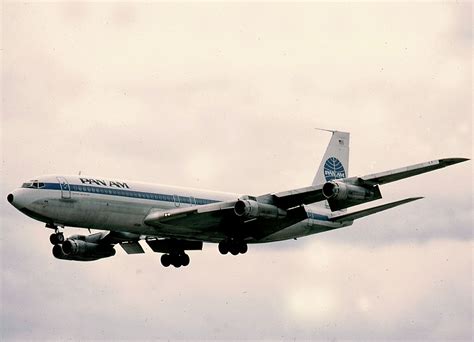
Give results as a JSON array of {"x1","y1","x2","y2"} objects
[{"x1": 312, "y1": 131, "x2": 350, "y2": 186}]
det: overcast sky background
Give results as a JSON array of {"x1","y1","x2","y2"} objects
[{"x1": 1, "y1": 2, "x2": 472, "y2": 340}]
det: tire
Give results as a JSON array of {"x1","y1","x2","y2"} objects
[
  {"x1": 172, "y1": 259, "x2": 182, "y2": 268},
  {"x1": 239, "y1": 243, "x2": 248, "y2": 254},
  {"x1": 230, "y1": 244, "x2": 239, "y2": 255},
  {"x1": 218, "y1": 241, "x2": 229, "y2": 255},
  {"x1": 161, "y1": 254, "x2": 171, "y2": 267},
  {"x1": 49, "y1": 233, "x2": 59, "y2": 245},
  {"x1": 181, "y1": 254, "x2": 190, "y2": 267},
  {"x1": 56, "y1": 233, "x2": 65, "y2": 243}
]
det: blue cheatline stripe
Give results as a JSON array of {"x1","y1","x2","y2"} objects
[
  {"x1": 306, "y1": 211, "x2": 330, "y2": 221},
  {"x1": 40, "y1": 183, "x2": 219, "y2": 205}
]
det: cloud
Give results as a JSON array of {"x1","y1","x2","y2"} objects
[
  {"x1": 1, "y1": 218, "x2": 472, "y2": 339},
  {"x1": 1, "y1": 2, "x2": 472, "y2": 340}
]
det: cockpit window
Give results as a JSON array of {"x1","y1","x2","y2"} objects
[{"x1": 21, "y1": 180, "x2": 44, "y2": 189}]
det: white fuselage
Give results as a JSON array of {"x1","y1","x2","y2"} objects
[{"x1": 9, "y1": 174, "x2": 350, "y2": 243}]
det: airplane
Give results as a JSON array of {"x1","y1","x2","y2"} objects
[{"x1": 7, "y1": 131, "x2": 468, "y2": 268}]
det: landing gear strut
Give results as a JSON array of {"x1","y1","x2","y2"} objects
[
  {"x1": 161, "y1": 252, "x2": 190, "y2": 268},
  {"x1": 218, "y1": 239, "x2": 248, "y2": 255}
]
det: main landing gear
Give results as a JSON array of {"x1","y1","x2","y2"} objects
[
  {"x1": 160, "y1": 252, "x2": 190, "y2": 268},
  {"x1": 218, "y1": 239, "x2": 248, "y2": 255}
]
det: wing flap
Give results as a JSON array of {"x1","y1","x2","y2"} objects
[
  {"x1": 146, "y1": 239, "x2": 203, "y2": 253},
  {"x1": 329, "y1": 197, "x2": 423, "y2": 222},
  {"x1": 120, "y1": 241, "x2": 145, "y2": 254},
  {"x1": 268, "y1": 184, "x2": 325, "y2": 209},
  {"x1": 144, "y1": 200, "x2": 237, "y2": 228}
]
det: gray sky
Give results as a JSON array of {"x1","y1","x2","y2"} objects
[{"x1": 1, "y1": 2, "x2": 472, "y2": 340}]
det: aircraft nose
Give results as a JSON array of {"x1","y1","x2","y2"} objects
[{"x1": 7, "y1": 190, "x2": 28, "y2": 209}]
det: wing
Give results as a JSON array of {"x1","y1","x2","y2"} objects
[
  {"x1": 143, "y1": 200, "x2": 308, "y2": 241},
  {"x1": 144, "y1": 200, "x2": 237, "y2": 231},
  {"x1": 356, "y1": 158, "x2": 468, "y2": 186},
  {"x1": 259, "y1": 158, "x2": 469, "y2": 212},
  {"x1": 265, "y1": 184, "x2": 325, "y2": 209}
]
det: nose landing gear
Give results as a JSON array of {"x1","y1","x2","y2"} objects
[
  {"x1": 47, "y1": 224, "x2": 65, "y2": 245},
  {"x1": 49, "y1": 232, "x2": 64, "y2": 245}
]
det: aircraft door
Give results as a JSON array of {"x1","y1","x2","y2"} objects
[
  {"x1": 173, "y1": 194, "x2": 180, "y2": 207},
  {"x1": 306, "y1": 208, "x2": 313, "y2": 227},
  {"x1": 57, "y1": 177, "x2": 71, "y2": 199}
]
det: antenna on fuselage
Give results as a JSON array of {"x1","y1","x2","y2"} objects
[{"x1": 78, "y1": 171, "x2": 82, "y2": 175}]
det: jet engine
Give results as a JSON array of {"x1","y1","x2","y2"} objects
[
  {"x1": 52, "y1": 235, "x2": 116, "y2": 261},
  {"x1": 234, "y1": 199, "x2": 287, "y2": 219},
  {"x1": 322, "y1": 181, "x2": 377, "y2": 201}
]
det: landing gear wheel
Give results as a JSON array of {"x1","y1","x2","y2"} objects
[
  {"x1": 56, "y1": 233, "x2": 64, "y2": 243},
  {"x1": 229, "y1": 244, "x2": 240, "y2": 255},
  {"x1": 161, "y1": 254, "x2": 171, "y2": 267},
  {"x1": 161, "y1": 253, "x2": 190, "y2": 268},
  {"x1": 49, "y1": 232, "x2": 64, "y2": 245},
  {"x1": 171, "y1": 255, "x2": 182, "y2": 268},
  {"x1": 180, "y1": 253, "x2": 190, "y2": 267},
  {"x1": 219, "y1": 239, "x2": 248, "y2": 255},
  {"x1": 218, "y1": 241, "x2": 229, "y2": 255}
]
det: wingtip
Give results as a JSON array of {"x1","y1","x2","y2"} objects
[
  {"x1": 402, "y1": 196, "x2": 424, "y2": 203},
  {"x1": 439, "y1": 158, "x2": 470, "y2": 166},
  {"x1": 411, "y1": 196, "x2": 424, "y2": 201}
]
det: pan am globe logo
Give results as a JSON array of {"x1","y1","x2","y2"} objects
[{"x1": 324, "y1": 157, "x2": 346, "y2": 181}]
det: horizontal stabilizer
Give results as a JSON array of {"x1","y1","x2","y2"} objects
[{"x1": 329, "y1": 197, "x2": 423, "y2": 222}]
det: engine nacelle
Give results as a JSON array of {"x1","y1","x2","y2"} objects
[
  {"x1": 234, "y1": 199, "x2": 286, "y2": 219},
  {"x1": 322, "y1": 181, "x2": 377, "y2": 201},
  {"x1": 54, "y1": 237, "x2": 116, "y2": 261}
]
